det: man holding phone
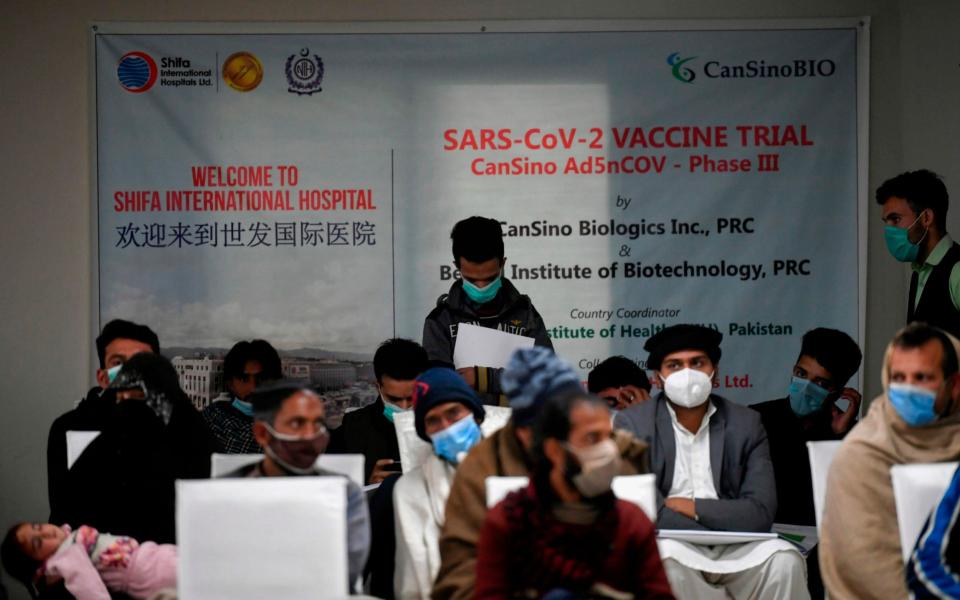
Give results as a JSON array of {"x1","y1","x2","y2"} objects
[
  {"x1": 752, "y1": 328, "x2": 863, "y2": 525},
  {"x1": 751, "y1": 328, "x2": 862, "y2": 598}
]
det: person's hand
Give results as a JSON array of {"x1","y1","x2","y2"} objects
[
  {"x1": 831, "y1": 387, "x2": 862, "y2": 435},
  {"x1": 369, "y1": 458, "x2": 398, "y2": 485},
  {"x1": 665, "y1": 497, "x2": 697, "y2": 519},
  {"x1": 618, "y1": 385, "x2": 650, "y2": 409},
  {"x1": 457, "y1": 367, "x2": 477, "y2": 389}
]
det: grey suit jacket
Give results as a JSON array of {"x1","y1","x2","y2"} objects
[{"x1": 614, "y1": 393, "x2": 776, "y2": 532}]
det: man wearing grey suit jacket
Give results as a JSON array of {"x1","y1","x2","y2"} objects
[{"x1": 614, "y1": 325, "x2": 808, "y2": 600}]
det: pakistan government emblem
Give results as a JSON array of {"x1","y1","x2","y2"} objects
[{"x1": 286, "y1": 48, "x2": 324, "y2": 95}]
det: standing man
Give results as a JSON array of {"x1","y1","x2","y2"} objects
[
  {"x1": 47, "y1": 319, "x2": 160, "y2": 523},
  {"x1": 202, "y1": 339, "x2": 282, "y2": 454},
  {"x1": 423, "y1": 216, "x2": 553, "y2": 404},
  {"x1": 328, "y1": 338, "x2": 428, "y2": 485},
  {"x1": 615, "y1": 325, "x2": 808, "y2": 599},
  {"x1": 878, "y1": 169, "x2": 960, "y2": 338},
  {"x1": 222, "y1": 380, "x2": 370, "y2": 586}
]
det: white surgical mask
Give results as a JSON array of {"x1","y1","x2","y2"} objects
[{"x1": 662, "y1": 368, "x2": 714, "y2": 408}]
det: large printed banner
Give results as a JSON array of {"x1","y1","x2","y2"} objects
[{"x1": 95, "y1": 22, "x2": 865, "y2": 404}]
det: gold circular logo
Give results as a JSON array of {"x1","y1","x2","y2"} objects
[{"x1": 222, "y1": 52, "x2": 263, "y2": 92}]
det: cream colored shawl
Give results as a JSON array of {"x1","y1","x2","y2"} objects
[{"x1": 819, "y1": 330, "x2": 960, "y2": 599}]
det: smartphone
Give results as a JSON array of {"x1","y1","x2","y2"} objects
[{"x1": 384, "y1": 461, "x2": 402, "y2": 472}]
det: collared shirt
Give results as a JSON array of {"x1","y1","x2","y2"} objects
[
  {"x1": 913, "y1": 234, "x2": 960, "y2": 310},
  {"x1": 665, "y1": 401, "x2": 719, "y2": 500}
]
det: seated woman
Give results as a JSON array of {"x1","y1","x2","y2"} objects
[{"x1": 474, "y1": 389, "x2": 674, "y2": 599}]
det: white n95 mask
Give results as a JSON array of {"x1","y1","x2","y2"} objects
[{"x1": 663, "y1": 368, "x2": 713, "y2": 408}]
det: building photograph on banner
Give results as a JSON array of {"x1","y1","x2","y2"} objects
[{"x1": 95, "y1": 21, "x2": 865, "y2": 408}]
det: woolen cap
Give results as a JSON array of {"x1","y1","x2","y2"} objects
[{"x1": 644, "y1": 324, "x2": 723, "y2": 371}]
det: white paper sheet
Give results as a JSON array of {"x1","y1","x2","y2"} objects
[
  {"x1": 66, "y1": 431, "x2": 101, "y2": 469},
  {"x1": 656, "y1": 529, "x2": 779, "y2": 546},
  {"x1": 452, "y1": 323, "x2": 534, "y2": 370}
]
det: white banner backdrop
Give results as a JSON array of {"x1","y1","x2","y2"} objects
[{"x1": 94, "y1": 20, "x2": 867, "y2": 404}]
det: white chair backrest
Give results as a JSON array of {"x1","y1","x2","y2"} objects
[
  {"x1": 317, "y1": 454, "x2": 365, "y2": 487},
  {"x1": 612, "y1": 474, "x2": 658, "y2": 521},
  {"x1": 807, "y1": 440, "x2": 843, "y2": 531},
  {"x1": 485, "y1": 476, "x2": 529, "y2": 508},
  {"x1": 211, "y1": 453, "x2": 261, "y2": 478},
  {"x1": 211, "y1": 452, "x2": 365, "y2": 487},
  {"x1": 485, "y1": 474, "x2": 657, "y2": 520},
  {"x1": 177, "y1": 477, "x2": 348, "y2": 600},
  {"x1": 891, "y1": 461, "x2": 959, "y2": 562},
  {"x1": 395, "y1": 406, "x2": 512, "y2": 474}
]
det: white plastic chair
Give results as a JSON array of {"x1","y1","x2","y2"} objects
[
  {"x1": 485, "y1": 474, "x2": 657, "y2": 520},
  {"x1": 891, "y1": 461, "x2": 959, "y2": 562},
  {"x1": 806, "y1": 440, "x2": 842, "y2": 531},
  {"x1": 210, "y1": 452, "x2": 365, "y2": 486},
  {"x1": 177, "y1": 477, "x2": 349, "y2": 600}
]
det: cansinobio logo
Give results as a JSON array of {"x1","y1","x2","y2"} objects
[
  {"x1": 667, "y1": 52, "x2": 697, "y2": 83},
  {"x1": 667, "y1": 52, "x2": 837, "y2": 82},
  {"x1": 117, "y1": 51, "x2": 158, "y2": 93}
]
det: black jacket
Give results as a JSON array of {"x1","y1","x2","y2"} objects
[
  {"x1": 422, "y1": 278, "x2": 553, "y2": 400},
  {"x1": 53, "y1": 392, "x2": 213, "y2": 543},
  {"x1": 327, "y1": 398, "x2": 399, "y2": 484}
]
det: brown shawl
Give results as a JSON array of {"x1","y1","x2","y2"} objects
[{"x1": 819, "y1": 330, "x2": 960, "y2": 599}]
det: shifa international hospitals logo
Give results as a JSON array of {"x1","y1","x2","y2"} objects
[
  {"x1": 222, "y1": 51, "x2": 264, "y2": 92},
  {"x1": 667, "y1": 52, "x2": 697, "y2": 83},
  {"x1": 286, "y1": 48, "x2": 325, "y2": 96},
  {"x1": 117, "y1": 51, "x2": 158, "y2": 93},
  {"x1": 666, "y1": 50, "x2": 837, "y2": 82}
]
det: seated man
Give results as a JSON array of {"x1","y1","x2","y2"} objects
[
  {"x1": 588, "y1": 355, "x2": 652, "y2": 414},
  {"x1": 61, "y1": 353, "x2": 213, "y2": 544},
  {"x1": 394, "y1": 367, "x2": 485, "y2": 599},
  {"x1": 907, "y1": 463, "x2": 960, "y2": 598},
  {"x1": 329, "y1": 338, "x2": 427, "y2": 485},
  {"x1": 47, "y1": 319, "x2": 159, "y2": 523},
  {"x1": 432, "y1": 347, "x2": 650, "y2": 600},
  {"x1": 820, "y1": 323, "x2": 960, "y2": 599},
  {"x1": 614, "y1": 324, "x2": 808, "y2": 600},
  {"x1": 223, "y1": 380, "x2": 371, "y2": 586},
  {"x1": 751, "y1": 327, "x2": 862, "y2": 526},
  {"x1": 422, "y1": 216, "x2": 553, "y2": 403},
  {"x1": 202, "y1": 339, "x2": 282, "y2": 454}
]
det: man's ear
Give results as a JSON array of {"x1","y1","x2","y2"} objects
[
  {"x1": 500, "y1": 257, "x2": 507, "y2": 269},
  {"x1": 95, "y1": 369, "x2": 110, "y2": 390},
  {"x1": 252, "y1": 421, "x2": 270, "y2": 448},
  {"x1": 543, "y1": 438, "x2": 564, "y2": 468}
]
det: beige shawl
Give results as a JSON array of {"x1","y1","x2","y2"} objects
[{"x1": 819, "y1": 330, "x2": 960, "y2": 599}]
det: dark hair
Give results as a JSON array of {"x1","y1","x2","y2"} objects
[
  {"x1": 587, "y1": 356, "x2": 651, "y2": 393},
  {"x1": 876, "y1": 169, "x2": 949, "y2": 231},
  {"x1": 797, "y1": 328, "x2": 863, "y2": 388},
  {"x1": 249, "y1": 379, "x2": 319, "y2": 426},
  {"x1": 893, "y1": 323, "x2": 959, "y2": 378},
  {"x1": 224, "y1": 339, "x2": 282, "y2": 381},
  {"x1": 95, "y1": 319, "x2": 160, "y2": 368},
  {"x1": 373, "y1": 338, "x2": 428, "y2": 382},
  {"x1": 530, "y1": 391, "x2": 609, "y2": 507},
  {"x1": 1, "y1": 522, "x2": 39, "y2": 589},
  {"x1": 451, "y1": 216, "x2": 505, "y2": 266}
]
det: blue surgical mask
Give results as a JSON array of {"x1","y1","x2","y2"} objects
[
  {"x1": 382, "y1": 398, "x2": 410, "y2": 424},
  {"x1": 106, "y1": 364, "x2": 122, "y2": 384},
  {"x1": 884, "y1": 212, "x2": 928, "y2": 263},
  {"x1": 788, "y1": 376, "x2": 831, "y2": 417},
  {"x1": 888, "y1": 383, "x2": 939, "y2": 427},
  {"x1": 430, "y1": 413, "x2": 482, "y2": 464},
  {"x1": 232, "y1": 398, "x2": 254, "y2": 417},
  {"x1": 461, "y1": 273, "x2": 502, "y2": 304}
]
